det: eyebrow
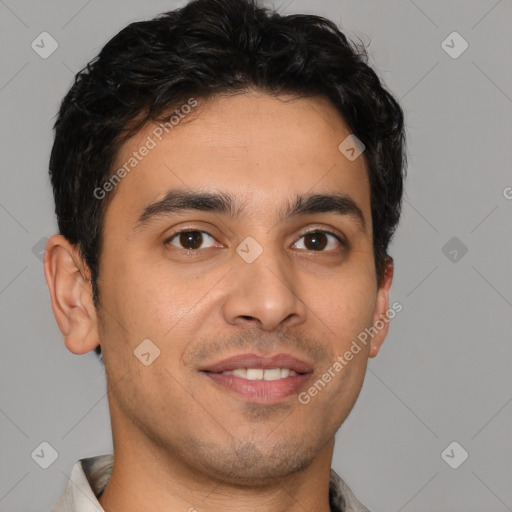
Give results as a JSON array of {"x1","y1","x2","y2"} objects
[{"x1": 134, "y1": 188, "x2": 366, "y2": 232}]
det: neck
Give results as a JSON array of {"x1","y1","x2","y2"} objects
[{"x1": 98, "y1": 423, "x2": 335, "y2": 512}]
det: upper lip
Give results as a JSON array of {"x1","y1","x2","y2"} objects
[{"x1": 199, "y1": 353, "x2": 314, "y2": 374}]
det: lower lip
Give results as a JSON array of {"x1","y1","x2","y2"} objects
[{"x1": 202, "y1": 372, "x2": 313, "y2": 404}]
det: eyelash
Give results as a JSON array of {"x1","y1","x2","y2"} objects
[{"x1": 164, "y1": 229, "x2": 346, "y2": 253}]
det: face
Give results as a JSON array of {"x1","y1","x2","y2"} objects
[{"x1": 47, "y1": 91, "x2": 393, "y2": 484}]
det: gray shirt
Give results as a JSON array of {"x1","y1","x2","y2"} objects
[{"x1": 50, "y1": 454, "x2": 370, "y2": 512}]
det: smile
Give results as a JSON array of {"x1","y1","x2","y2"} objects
[{"x1": 220, "y1": 368, "x2": 299, "y2": 380}]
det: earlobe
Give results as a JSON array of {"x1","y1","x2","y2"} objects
[
  {"x1": 43, "y1": 234, "x2": 100, "y2": 355},
  {"x1": 369, "y1": 257, "x2": 394, "y2": 358}
]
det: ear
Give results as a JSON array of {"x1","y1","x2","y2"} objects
[
  {"x1": 43, "y1": 234, "x2": 100, "y2": 355},
  {"x1": 369, "y1": 256, "x2": 394, "y2": 358}
]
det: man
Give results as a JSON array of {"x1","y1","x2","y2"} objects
[{"x1": 44, "y1": 0, "x2": 406, "y2": 510}]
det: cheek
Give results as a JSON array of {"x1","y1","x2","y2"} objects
[
  {"x1": 307, "y1": 269, "x2": 377, "y2": 346},
  {"x1": 100, "y1": 249, "x2": 192, "y2": 338}
]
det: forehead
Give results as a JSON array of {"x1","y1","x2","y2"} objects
[{"x1": 103, "y1": 92, "x2": 371, "y2": 232}]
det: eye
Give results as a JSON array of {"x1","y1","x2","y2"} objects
[
  {"x1": 166, "y1": 230, "x2": 218, "y2": 250},
  {"x1": 293, "y1": 230, "x2": 344, "y2": 252},
  {"x1": 165, "y1": 229, "x2": 345, "y2": 253}
]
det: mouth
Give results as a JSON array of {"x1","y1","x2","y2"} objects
[{"x1": 199, "y1": 353, "x2": 314, "y2": 404}]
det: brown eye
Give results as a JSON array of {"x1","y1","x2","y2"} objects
[
  {"x1": 293, "y1": 231, "x2": 343, "y2": 252},
  {"x1": 166, "y1": 230, "x2": 216, "y2": 250},
  {"x1": 304, "y1": 232, "x2": 327, "y2": 250}
]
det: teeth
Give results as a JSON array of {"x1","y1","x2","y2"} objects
[
  {"x1": 246, "y1": 368, "x2": 263, "y2": 380},
  {"x1": 220, "y1": 368, "x2": 299, "y2": 380},
  {"x1": 263, "y1": 368, "x2": 282, "y2": 381}
]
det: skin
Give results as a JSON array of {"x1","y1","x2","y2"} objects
[{"x1": 44, "y1": 91, "x2": 393, "y2": 512}]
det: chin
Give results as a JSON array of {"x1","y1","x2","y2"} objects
[{"x1": 187, "y1": 437, "x2": 322, "y2": 486}]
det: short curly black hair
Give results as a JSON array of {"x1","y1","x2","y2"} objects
[{"x1": 49, "y1": 0, "x2": 406, "y2": 360}]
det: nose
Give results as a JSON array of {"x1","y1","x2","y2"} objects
[{"x1": 222, "y1": 241, "x2": 307, "y2": 331}]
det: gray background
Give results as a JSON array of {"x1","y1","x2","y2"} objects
[{"x1": 1, "y1": 0, "x2": 511, "y2": 510}]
